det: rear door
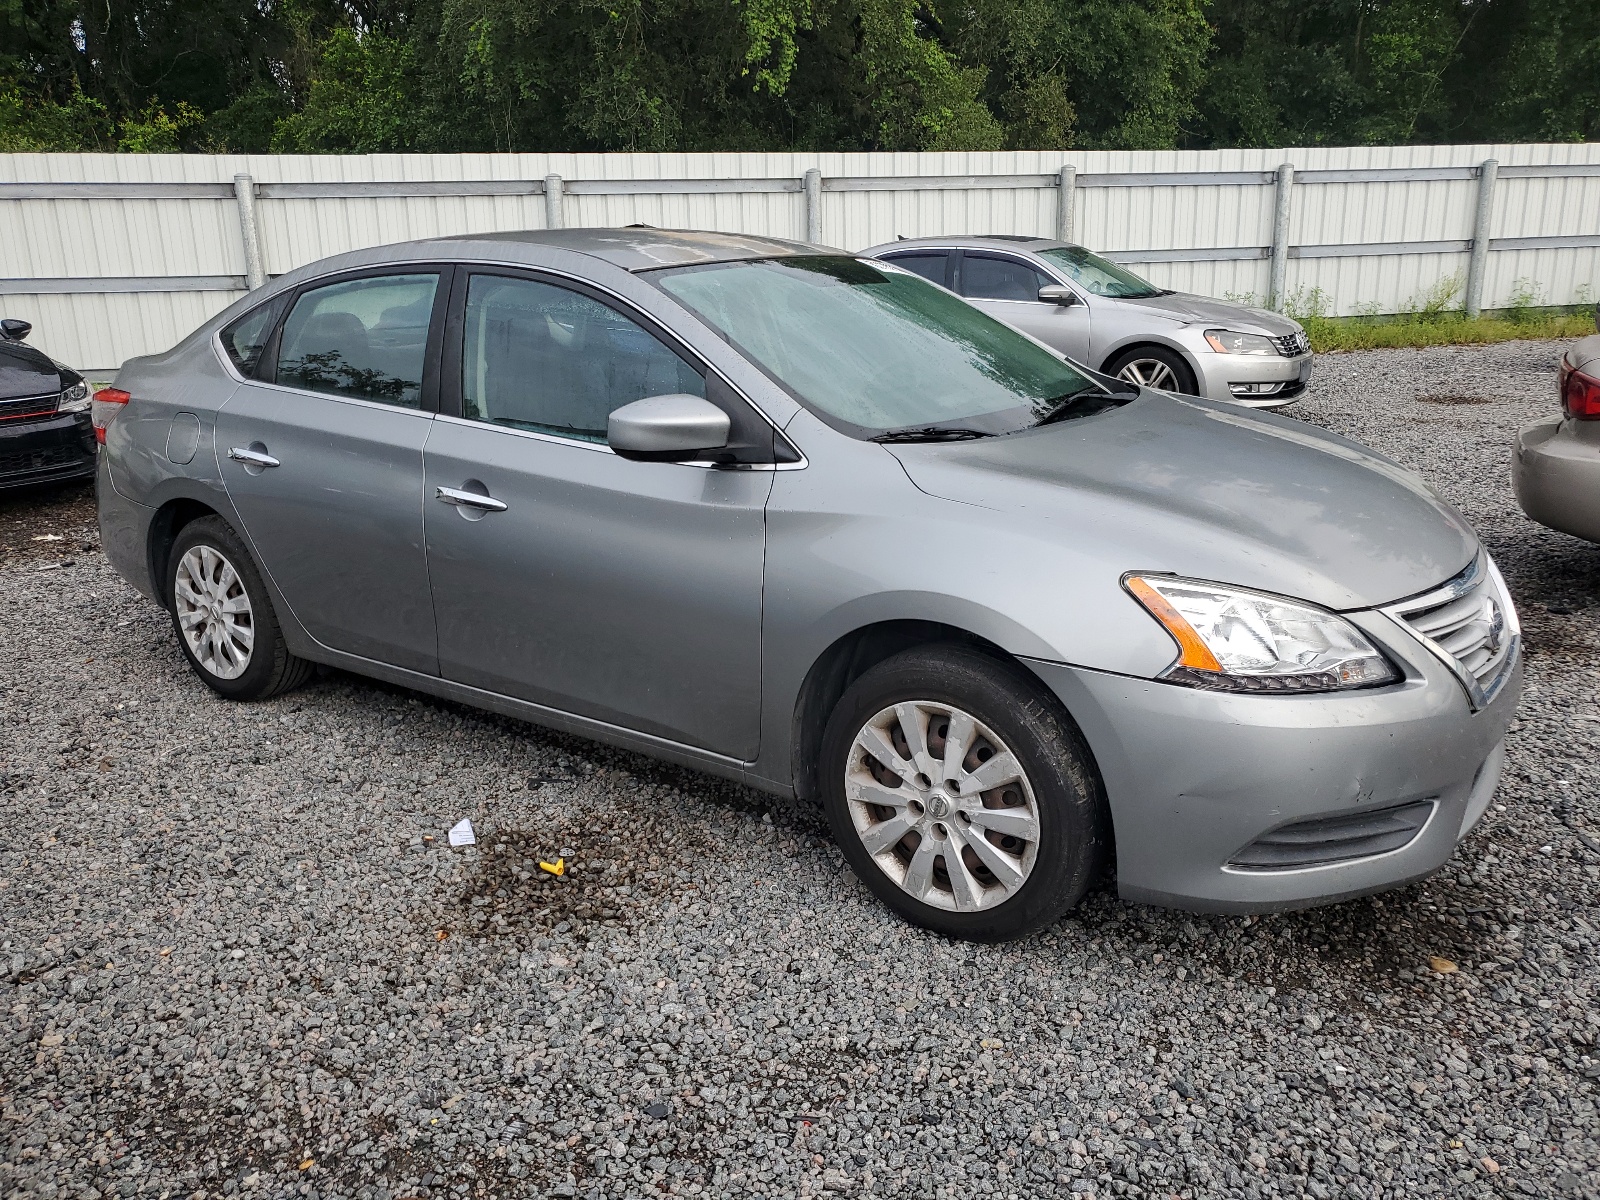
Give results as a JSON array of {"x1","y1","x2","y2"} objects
[
  {"x1": 421, "y1": 269, "x2": 773, "y2": 758},
  {"x1": 879, "y1": 250, "x2": 953, "y2": 290},
  {"x1": 215, "y1": 268, "x2": 445, "y2": 673},
  {"x1": 957, "y1": 250, "x2": 1092, "y2": 362}
]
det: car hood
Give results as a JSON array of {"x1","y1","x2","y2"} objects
[
  {"x1": 887, "y1": 393, "x2": 1477, "y2": 611},
  {"x1": 1115, "y1": 291, "x2": 1302, "y2": 336},
  {"x1": 0, "y1": 341, "x2": 66, "y2": 400}
]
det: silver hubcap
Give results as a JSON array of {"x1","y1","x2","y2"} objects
[
  {"x1": 174, "y1": 545, "x2": 254, "y2": 680},
  {"x1": 845, "y1": 702, "x2": 1040, "y2": 912},
  {"x1": 1117, "y1": 357, "x2": 1181, "y2": 391}
]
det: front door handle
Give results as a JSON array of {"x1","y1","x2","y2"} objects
[
  {"x1": 228, "y1": 446, "x2": 280, "y2": 468},
  {"x1": 435, "y1": 485, "x2": 508, "y2": 513}
]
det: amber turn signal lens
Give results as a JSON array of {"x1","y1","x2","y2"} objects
[{"x1": 1124, "y1": 576, "x2": 1224, "y2": 672}]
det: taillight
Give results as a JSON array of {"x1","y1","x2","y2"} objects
[
  {"x1": 91, "y1": 387, "x2": 131, "y2": 443},
  {"x1": 1561, "y1": 362, "x2": 1600, "y2": 420}
]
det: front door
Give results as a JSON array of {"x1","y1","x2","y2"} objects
[
  {"x1": 423, "y1": 270, "x2": 770, "y2": 759},
  {"x1": 958, "y1": 251, "x2": 1092, "y2": 363},
  {"x1": 216, "y1": 269, "x2": 443, "y2": 673}
]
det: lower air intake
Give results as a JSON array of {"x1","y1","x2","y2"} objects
[{"x1": 1228, "y1": 799, "x2": 1435, "y2": 870}]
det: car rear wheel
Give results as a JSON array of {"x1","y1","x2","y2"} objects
[
  {"x1": 1106, "y1": 346, "x2": 1198, "y2": 395},
  {"x1": 819, "y1": 644, "x2": 1107, "y2": 941},
  {"x1": 166, "y1": 515, "x2": 313, "y2": 701}
]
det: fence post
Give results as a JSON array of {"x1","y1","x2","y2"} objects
[
  {"x1": 1056, "y1": 165, "x2": 1076, "y2": 243},
  {"x1": 544, "y1": 174, "x2": 565, "y2": 230},
  {"x1": 232, "y1": 173, "x2": 266, "y2": 291},
  {"x1": 803, "y1": 168, "x2": 823, "y2": 244},
  {"x1": 1465, "y1": 158, "x2": 1499, "y2": 318},
  {"x1": 1268, "y1": 162, "x2": 1295, "y2": 312}
]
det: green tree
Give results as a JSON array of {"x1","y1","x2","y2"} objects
[{"x1": 0, "y1": 0, "x2": 1594, "y2": 154}]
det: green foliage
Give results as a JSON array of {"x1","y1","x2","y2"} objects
[
  {"x1": 1308, "y1": 308, "x2": 1595, "y2": 352},
  {"x1": 1400, "y1": 273, "x2": 1464, "y2": 321},
  {"x1": 117, "y1": 100, "x2": 205, "y2": 152},
  {"x1": 0, "y1": 80, "x2": 112, "y2": 151},
  {"x1": 0, "y1": 0, "x2": 1594, "y2": 152},
  {"x1": 1504, "y1": 278, "x2": 1545, "y2": 326},
  {"x1": 272, "y1": 28, "x2": 426, "y2": 152}
]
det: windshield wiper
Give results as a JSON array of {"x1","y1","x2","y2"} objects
[
  {"x1": 870, "y1": 426, "x2": 994, "y2": 443},
  {"x1": 1034, "y1": 386, "x2": 1128, "y2": 426}
]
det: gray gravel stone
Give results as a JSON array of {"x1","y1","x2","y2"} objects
[{"x1": 2, "y1": 338, "x2": 1597, "y2": 1200}]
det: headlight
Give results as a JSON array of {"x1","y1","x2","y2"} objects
[
  {"x1": 1124, "y1": 574, "x2": 1399, "y2": 693},
  {"x1": 1204, "y1": 329, "x2": 1276, "y2": 355},
  {"x1": 58, "y1": 381, "x2": 91, "y2": 412}
]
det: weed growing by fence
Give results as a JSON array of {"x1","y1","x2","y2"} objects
[{"x1": 1226, "y1": 283, "x2": 1596, "y2": 353}]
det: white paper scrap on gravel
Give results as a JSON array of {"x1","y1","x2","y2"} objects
[{"x1": 447, "y1": 818, "x2": 477, "y2": 847}]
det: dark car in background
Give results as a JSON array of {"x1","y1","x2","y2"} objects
[{"x1": 1, "y1": 318, "x2": 95, "y2": 489}]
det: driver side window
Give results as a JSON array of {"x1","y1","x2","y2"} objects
[
  {"x1": 461, "y1": 273, "x2": 705, "y2": 443},
  {"x1": 959, "y1": 255, "x2": 1051, "y2": 303}
]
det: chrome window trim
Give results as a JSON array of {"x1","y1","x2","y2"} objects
[
  {"x1": 211, "y1": 358, "x2": 438, "y2": 419},
  {"x1": 954, "y1": 248, "x2": 1062, "y2": 305},
  {"x1": 211, "y1": 259, "x2": 809, "y2": 469},
  {"x1": 431, "y1": 412, "x2": 807, "y2": 471},
  {"x1": 1382, "y1": 552, "x2": 1520, "y2": 712},
  {"x1": 452, "y1": 258, "x2": 805, "y2": 467}
]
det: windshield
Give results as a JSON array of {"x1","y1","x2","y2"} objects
[
  {"x1": 1037, "y1": 246, "x2": 1166, "y2": 299},
  {"x1": 651, "y1": 256, "x2": 1128, "y2": 437}
]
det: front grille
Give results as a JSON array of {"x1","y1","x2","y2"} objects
[
  {"x1": 1229, "y1": 799, "x2": 1435, "y2": 870},
  {"x1": 0, "y1": 444, "x2": 82, "y2": 475},
  {"x1": 1386, "y1": 555, "x2": 1519, "y2": 711},
  {"x1": 0, "y1": 392, "x2": 59, "y2": 423},
  {"x1": 1270, "y1": 330, "x2": 1310, "y2": 357}
]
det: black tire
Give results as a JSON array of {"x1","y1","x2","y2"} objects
[
  {"x1": 819, "y1": 644, "x2": 1108, "y2": 942},
  {"x1": 1104, "y1": 344, "x2": 1199, "y2": 395},
  {"x1": 164, "y1": 515, "x2": 313, "y2": 701}
]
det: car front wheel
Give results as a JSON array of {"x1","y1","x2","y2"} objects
[
  {"x1": 166, "y1": 515, "x2": 313, "y2": 701},
  {"x1": 819, "y1": 644, "x2": 1108, "y2": 942},
  {"x1": 1106, "y1": 345, "x2": 1198, "y2": 395}
]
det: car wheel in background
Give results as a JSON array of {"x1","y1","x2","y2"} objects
[
  {"x1": 166, "y1": 515, "x2": 313, "y2": 701},
  {"x1": 1105, "y1": 346, "x2": 1198, "y2": 395},
  {"x1": 819, "y1": 644, "x2": 1108, "y2": 942}
]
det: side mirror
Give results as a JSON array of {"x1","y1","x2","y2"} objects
[
  {"x1": 1, "y1": 318, "x2": 32, "y2": 341},
  {"x1": 1037, "y1": 286, "x2": 1080, "y2": 308},
  {"x1": 608, "y1": 394, "x2": 731, "y2": 461}
]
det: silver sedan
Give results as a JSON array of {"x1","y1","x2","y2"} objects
[
  {"x1": 96, "y1": 229, "x2": 1514, "y2": 941},
  {"x1": 1514, "y1": 324, "x2": 1600, "y2": 544},
  {"x1": 862, "y1": 235, "x2": 1313, "y2": 407}
]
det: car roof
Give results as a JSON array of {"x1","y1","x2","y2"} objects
[
  {"x1": 868, "y1": 235, "x2": 1078, "y2": 255},
  {"x1": 421, "y1": 227, "x2": 827, "y2": 272}
]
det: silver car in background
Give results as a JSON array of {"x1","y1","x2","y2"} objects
[
  {"x1": 1514, "y1": 322, "x2": 1600, "y2": 544},
  {"x1": 863, "y1": 236, "x2": 1313, "y2": 407},
  {"x1": 96, "y1": 229, "x2": 1514, "y2": 942}
]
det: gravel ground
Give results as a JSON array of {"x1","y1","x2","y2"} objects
[{"x1": 2, "y1": 339, "x2": 1597, "y2": 1200}]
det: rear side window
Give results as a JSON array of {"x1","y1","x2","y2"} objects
[
  {"x1": 460, "y1": 273, "x2": 703, "y2": 442},
  {"x1": 882, "y1": 252, "x2": 950, "y2": 287},
  {"x1": 960, "y1": 255, "x2": 1050, "y2": 303},
  {"x1": 220, "y1": 297, "x2": 286, "y2": 378},
  {"x1": 276, "y1": 273, "x2": 439, "y2": 407}
]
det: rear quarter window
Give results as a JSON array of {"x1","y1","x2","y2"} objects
[{"x1": 220, "y1": 297, "x2": 286, "y2": 377}]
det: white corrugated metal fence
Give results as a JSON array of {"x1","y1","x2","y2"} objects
[{"x1": 2, "y1": 144, "x2": 1597, "y2": 372}]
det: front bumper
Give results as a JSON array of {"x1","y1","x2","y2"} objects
[
  {"x1": 1192, "y1": 348, "x2": 1313, "y2": 409},
  {"x1": 1024, "y1": 610, "x2": 1520, "y2": 913},
  {"x1": 0, "y1": 411, "x2": 97, "y2": 489},
  {"x1": 1514, "y1": 416, "x2": 1600, "y2": 545}
]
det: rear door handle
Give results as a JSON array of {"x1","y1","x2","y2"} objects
[
  {"x1": 435, "y1": 485, "x2": 508, "y2": 513},
  {"x1": 228, "y1": 446, "x2": 280, "y2": 468}
]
